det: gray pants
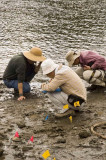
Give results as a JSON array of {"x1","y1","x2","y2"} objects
[
  {"x1": 47, "y1": 91, "x2": 81, "y2": 112},
  {"x1": 75, "y1": 67, "x2": 106, "y2": 86}
]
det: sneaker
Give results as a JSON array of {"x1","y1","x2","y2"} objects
[{"x1": 55, "y1": 109, "x2": 75, "y2": 118}]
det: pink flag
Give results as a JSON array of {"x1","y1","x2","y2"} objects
[
  {"x1": 29, "y1": 136, "x2": 33, "y2": 142},
  {"x1": 14, "y1": 132, "x2": 19, "y2": 138}
]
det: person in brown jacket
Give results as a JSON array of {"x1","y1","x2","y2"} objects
[{"x1": 41, "y1": 59, "x2": 87, "y2": 118}]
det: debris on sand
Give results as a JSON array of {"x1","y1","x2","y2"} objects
[{"x1": 79, "y1": 130, "x2": 91, "y2": 138}]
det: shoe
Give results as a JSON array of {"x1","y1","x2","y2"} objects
[
  {"x1": 55, "y1": 109, "x2": 75, "y2": 118},
  {"x1": 87, "y1": 85, "x2": 97, "y2": 91}
]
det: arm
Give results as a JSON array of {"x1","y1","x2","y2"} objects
[
  {"x1": 17, "y1": 83, "x2": 25, "y2": 101},
  {"x1": 42, "y1": 74, "x2": 65, "y2": 91},
  {"x1": 16, "y1": 64, "x2": 26, "y2": 100},
  {"x1": 81, "y1": 51, "x2": 105, "y2": 70},
  {"x1": 91, "y1": 57, "x2": 105, "y2": 70}
]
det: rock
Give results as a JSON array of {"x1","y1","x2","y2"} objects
[
  {"x1": 0, "y1": 141, "x2": 3, "y2": 147},
  {"x1": 16, "y1": 121, "x2": 26, "y2": 128},
  {"x1": 73, "y1": 127, "x2": 78, "y2": 130},
  {"x1": 0, "y1": 149, "x2": 4, "y2": 157},
  {"x1": 7, "y1": 128, "x2": 13, "y2": 132},
  {"x1": 52, "y1": 144, "x2": 65, "y2": 149},
  {"x1": 48, "y1": 133, "x2": 59, "y2": 137},
  {"x1": 22, "y1": 146, "x2": 33, "y2": 152},
  {"x1": 12, "y1": 137, "x2": 21, "y2": 142},
  {"x1": 14, "y1": 151, "x2": 24, "y2": 158},
  {"x1": 79, "y1": 130, "x2": 91, "y2": 138},
  {"x1": 55, "y1": 137, "x2": 66, "y2": 143},
  {"x1": 0, "y1": 132, "x2": 7, "y2": 140},
  {"x1": 56, "y1": 138, "x2": 66, "y2": 143},
  {"x1": 12, "y1": 145, "x2": 18, "y2": 149}
]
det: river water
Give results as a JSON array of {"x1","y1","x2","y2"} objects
[
  {"x1": 0, "y1": 0, "x2": 106, "y2": 96},
  {"x1": 0, "y1": 0, "x2": 106, "y2": 71}
]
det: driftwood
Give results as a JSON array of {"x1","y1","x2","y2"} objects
[{"x1": 91, "y1": 121, "x2": 106, "y2": 139}]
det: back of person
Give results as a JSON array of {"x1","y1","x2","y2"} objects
[
  {"x1": 56, "y1": 65, "x2": 87, "y2": 101},
  {"x1": 3, "y1": 54, "x2": 26, "y2": 80},
  {"x1": 80, "y1": 50, "x2": 106, "y2": 70}
]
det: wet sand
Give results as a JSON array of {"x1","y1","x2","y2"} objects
[{"x1": 0, "y1": 82, "x2": 106, "y2": 160}]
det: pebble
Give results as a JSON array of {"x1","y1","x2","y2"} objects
[
  {"x1": 79, "y1": 130, "x2": 91, "y2": 138},
  {"x1": 56, "y1": 138, "x2": 66, "y2": 143},
  {"x1": 57, "y1": 139, "x2": 66, "y2": 143},
  {"x1": 22, "y1": 146, "x2": 33, "y2": 152},
  {"x1": 12, "y1": 137, "x2": 21, "y2": 142},
  {"x1": 0, "y1": 141, "x2": 3, "y2": 147},
  {"x1": 16, "y1": 121, "x2": 26, "y2": 128},
  {"x1": 0, "y1": 132, "x2": 7, "y2": 140}
]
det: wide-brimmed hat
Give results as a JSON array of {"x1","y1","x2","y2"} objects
[
  {"x1": 65, "y1": 50, "x2": 80, "y2": 66},
  {"x1": 23, "y1": 47, "x2": 46, "y2": 62},
  {"x1": 41, "y1": 59, "x2": 58, "y2": 75}
]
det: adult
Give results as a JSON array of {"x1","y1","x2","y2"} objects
[
  {"x1": 66, "y1": 50, "x2": 106, "y2": 91},
  {"x1": 41, "y1": 59, "x2": 87, "y2": 118},
  {"x1": 3, "y1": 47, "x2": 46, "y2": 101}
]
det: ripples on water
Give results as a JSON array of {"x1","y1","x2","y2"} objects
[{"x1": 0, "y1": 0, "x2": 106, "y2": 75}]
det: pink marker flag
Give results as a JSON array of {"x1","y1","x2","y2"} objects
[
  {"x1": 29, "y1": 136, "x2": 33, "y2": 142},
  {"x1": 14, "y1": 132, "x2": 19, "y2": 138}
]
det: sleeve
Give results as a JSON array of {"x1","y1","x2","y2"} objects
[
  {"x1": 16, "y1": 64, "x2": 26, "y2": 83},
  {"x1": 91, "y1": 57, "x2": 105, "y2": 70},
  {"x1": 42, "y1": 74, "x2": 65, "y2": 91}
]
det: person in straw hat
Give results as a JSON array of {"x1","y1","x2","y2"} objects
[
  {"x1": 65, "y1": 50, "x2": 106, "y2": 91},
  {"x1": 3, "y1": 47, "x2": 46, "y2": 101},
  {"x1": 41, "y1": 59, "x2": 87, "y2": 118}
]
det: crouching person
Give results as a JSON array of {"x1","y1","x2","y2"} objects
[
  {"x1": 41, "y1": 59, "x2": 87, "y2": 118},
  {"x1": 3, "y1": 47, "x2": 45, "y2": 101},
  {"x1": 66, "y1": 50, "x2": 106, "y2": 91}
]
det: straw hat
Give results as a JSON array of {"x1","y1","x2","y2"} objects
[
  {"x1": 23, "y1": 47, "x2": 46, "y2": 62},
  {"x1": 65, "y1": 50, "x2": 80, "y2": 66},
  {"x1": 41, "y1": 59, "x2": 58, "y2": 75}
]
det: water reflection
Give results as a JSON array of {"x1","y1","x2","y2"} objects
[{"x1": 0, "y1": 0, "x2": 105, "y2": 71}]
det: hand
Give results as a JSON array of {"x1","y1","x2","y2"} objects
[
  {"x1": 83, "y1": 65, "x2": 91, "y2": 70},
  {"x1": 18, "y1": 96, "x2": 26, "y2": 101}
]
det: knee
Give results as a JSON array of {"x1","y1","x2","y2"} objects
[
  {"x1": 83, "y1": 70, "x2": 93, "y2": 82},
  {"x1": 23, "y1": 83, "x2": 31, "y2": 93},
  {"x1": 75, "y1": 67, "x2": 83, "y2": 77},
  {"x1": 25, "y1": 85, "x2": 30, "y2": 93}
]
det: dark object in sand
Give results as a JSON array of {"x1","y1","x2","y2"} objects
[{"x1": 79, "y1": 130, "x2": 91, "y2": 138}]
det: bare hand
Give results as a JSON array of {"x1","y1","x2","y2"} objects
[
  {"x1": 18, "y1": 96, "x2": 26, "y2": 101},
  {"x1": 83, "y1": 65, "x2": 91, "y2": 70}
]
